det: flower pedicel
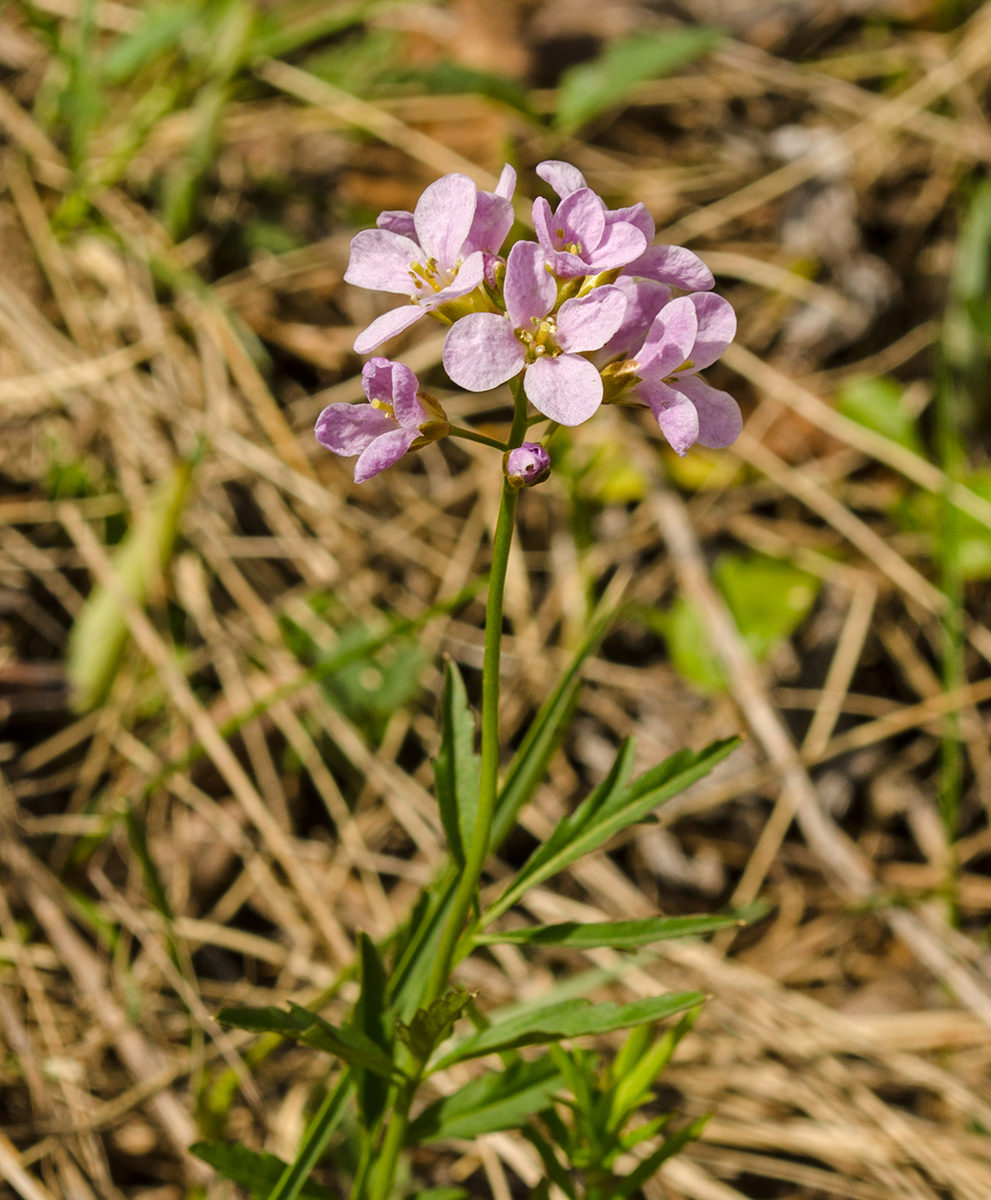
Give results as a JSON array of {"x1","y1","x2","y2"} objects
[{"x1": 317, "y1": 160, "x2": 741, "y2": 482}]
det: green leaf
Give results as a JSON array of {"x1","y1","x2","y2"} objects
[
  {"x1": 896, "y1": 471, "x2": 991, "y2": 580},
  {"x1": 713, "y1": 554, "x2": 819, "y2": 663},
  {"x1": 434, "y1": 992, "x2": 704, "y2": 1068},
  {"x1": 190, "y1": 1142, "x2": 334, "y2": 1200},
  {"x1": 492, "y1": 608, "x2": 614, "y2": 849},
  {"x1": 613, "y1": 1114, "x2": 711, "y2": 1198},
  {"x1": 556, "y1": 27, "x2": 721, "y2": 133},
  {"x1": 486, "y1": 738, "x2": 738, "y2": 923},
  {"x1": 67, "y1": 460, "x2": 194, "y2": 712},
  {"x1": 836, "y1": 376, "x2": 925, "y2": 455},
  {"x1": 475, "y1": 913, "x2": 740, "y2": 949},
  {"x1": 217, "y1": 1005, "x2": 397, "y2": 1078},
  {"x1": 433, "y1": 660, "x2": 480, "y2": 868},
  {"x1": 396, "y1": 988, "x2": 471, "y2": 1063},
  {"x1": 104, "y1": 3, "x2": 197, "y2": 80},
  {"x1": 353, "y1": 932, "x2": 390, "y2": 1125},
  {"x1": 643, "y1": 599, "x2": 725, "y2": 692},
  {"x1": 408, "y1": 1057, "x2": 564, "y2": 1143},
  {"x1": 408, "y1": 1191, "x2": 468, "y2": 1200}
]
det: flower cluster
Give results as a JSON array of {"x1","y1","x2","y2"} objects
[{"x1": 315, "y1": 161, "x2": 741, "y2": 483}]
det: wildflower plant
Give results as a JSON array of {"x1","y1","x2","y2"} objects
[{"x1": 206, "y1": 163, "x2": 745, "y2": 1200}]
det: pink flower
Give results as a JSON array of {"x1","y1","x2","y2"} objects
[
  {"x1": 442, "y1": 241, "x2": 627, "y2": 426},
  {"x1": 629, "y1": 294, "x2": 741, "y2": 455},
  {"x1": 535, "y1": 160, "x2": 714, "y2": 291},
  {"x1": 314, "y1": 358, "x2": 448, "y2": 483},
  {"x1": 344, "y1": 174, "x2": 486, "y2": 354}
]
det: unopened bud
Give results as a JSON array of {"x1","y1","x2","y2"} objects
[{"x1": 503, "y1": 442, "x2": 551, "y2": 489}]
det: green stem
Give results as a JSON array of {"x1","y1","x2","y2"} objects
[
  {"x1": 448, "y1": 425, "x2": 510, "y2": 452},
  {"x1": 422, "y1": 377, "x2": 529, "y2": 1003},
  {"x1": 365, "y1": 1076, "x2": 418, "y2": 1200}
]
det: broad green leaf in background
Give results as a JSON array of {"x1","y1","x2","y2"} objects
[
  {"x1": 434, "y1": 993, "x2": 705, "y2": 1068},
  {"x1": 640, "y1": 553, "x2": 820, "y2": 692},
  {"x1": 433, "y1": 660, "x2": 480, "y2": 868},
  {"x1": 556, "y1": 26, "x2": 721, "y2": 133},
  {"x1": 714, "y1": 553, "x2": 819, "y2": 661},
  {"x1": 217, "y1": 1004, "x2": 397, "y2": 1078},
  {"x1": 190, "y1": 1142, "x2": 335, "y2": 1200},
  {"x1": 836, "y1": 375, "x2": 925, "y2": 455},
  {"x1": 475, "y1": 913, "x2": 741, "y2": 949},
  {"x1": 408, "y1": 1058, "x2": 564, "y2": 1143},
  {"x1": 67, "y1": 459, "x2": 194, "y2": 712}
]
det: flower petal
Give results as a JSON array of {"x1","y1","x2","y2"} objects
[
  {"x1": 536, "y1": 160, "x2": 587, "y2": 199},
  {"x1": 683, "y1": 292, "x2": 736, "y2": 370},
  {"x1": 442, "y1": 312, "x2": 525, "y2": 391},
  {"x1": 361, "y1": 357, "x2": 424, "y2": 428},
  {"x1": 556, "y1": 187, "x2": 606, "y2": 253},
  {"x1": 672, "y1": 375, "x2": 742, "y2": 449},
  {"x1": 315, "y1": 402, "x2": 396, "y2": 456},
  {"x1": 637, "y1": 296, "x2": 698, "y2": 376},
  {"x1": 495, "y1": 163, "x2": 517, "y2": 200},
  {"x1": 524, "y1": 353, "x2": 602, "y2": 426},
  {"x1": 353, "y1": 305, "x2": 424, "y2": 354},
  {"x1": 428, "y1": 251, "x2": 486, "y2": 305},
  {"x1": 607, "y1": 201, "x2": 654, "y2": 243},
  {"x1": 413, "y1": 173, "x2": 477, "y2": 269},
  {"x1": 598, "y1": 278, "x2": 671, "y2": 360},
  {"x1": 345, "y1": 229, "x2": 420, "y2": 294},
  {"x1": 376, "y1": 210, "x2": 417, "y2": 240},
  {"x1": 532, "y1": 196, "x2": 555, "y2": 253},
  {"x1": 638, "y1": 379, "x2": 700, "y2": 456},
  {"x1": 504, "y1": 240, "x2": 556, "y2": 330},
  {"x1": 354, "y1": 428, "x2": 418, "y2": 484},
  {"x1": 462, "y1": 193, "x2": 514, "y2": 256},
  {"x1": 584, "y1": 219, "x2": 647, "y2": 271},
  {"x1": 555, "y1": 285, "x2": 627, "y2": 353},
  {"x1": 547, "y1": 249, "x2": 593, "y2": 279},
  {"x1": 625, "y1": 244, "x2": 714, "y2": 291}
]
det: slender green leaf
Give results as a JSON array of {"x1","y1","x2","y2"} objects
[
  {"x1": 614, "y1": 1114, "x2": 711, "y2": 1198},
  {"x1": 492, "y1": 609, "x2": 613, "y2": 848},
  {"x1": 265, "y1": 1071, "x2": 352, "y2": 1200},
  {"x1": 408, "y1": 1190, "x2": 467, "y2": 1200},
  {"x1": 191, "y1": 1142, "x2": 334, "y2": 1200},
  {"x1": 475, "y1": 913, "x2": 740, "y2": 949},
  {"x1": 354, "y1": 932, "x2": 390, "y2": 1125},
  {"x1": 486, "y1": 738, "x2": 738, "y2": 922},
  {"x1": 433, "y1": 660, "x2": 480, "y2": 868},
  {"x1": 556, "y1": 27, "x2": 721, "y2": 133},
  {"x1": 521, "y1": 1125, "x2": 577, "y2": 1200},
  {"x1": 408, "y1": 1058, "x2": 563, "y2": 1143},
  {"x1": 397, "y1": 988, "x2": 471, "y2": 1063},
  {"x1": 434, "y1": 992, "x2": 704, "y2": 1069},
  {"x1": 218, "y1": 1004, "x2": 396, "y2": 1078}
]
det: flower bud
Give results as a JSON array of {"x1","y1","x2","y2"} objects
[{"x1": 503, "y1": 442, "x2": 551, "y2": 489}]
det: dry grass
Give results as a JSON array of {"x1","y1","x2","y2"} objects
[{"x1": 3, "y1": 1, "x2": 991, "y2": 1198}]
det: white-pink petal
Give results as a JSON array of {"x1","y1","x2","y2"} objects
[
  {"x1": 442, "y1": 312, "x2": 525, "y2": 392},
  {"x1": 638, "y1": 296, "x2": 698, "y2": 377},
  {"x1": 353, "y1": 305, "x2": 424, "y2": 355},
  {"x1": 536, "y1": 160, "x2": 587, "y2": 199},
  {"x1": 683, "y1": 293, "x2": 737, "y2": 371},
  {"x1": 315, "y1": 402, "x2": 396, "y2": 456},
  {"x1": 429, "y1": 251, "x2": 486, "y2": 306},
  {"x1": 672, "y1": 375, "x2": 742, "y2": 448},
  {"x1": 414, "y1": 173, "x2": 477, "y2": 270},
  {"x1": 555, "y1": 286, "x2": 627, "y2": 354},
  {"x1": 495, "y1": 163, "x2": 517, "y2": 200},
  {"x1": 504, "y1": 241, "x2": 556, "y2": 330},
  {"x1": 626, "y1": 245, "x2": 714, "y2": 291},
  {"x1": 354, "y1": 427, "x2": 419, "y2": 484},
  {"x1": 641, "y1": 380, "x2": 700, "y2": 456},
  {"x1": 345, "y1": 230, "x2": 420, "y2": 295},
  {"x1": 524, "y1": 354, "x2": 602, "y2": 426}
]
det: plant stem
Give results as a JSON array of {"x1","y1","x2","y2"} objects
[
  {"x1": 422, "y1": 377, "x2": 529, "y2": 1003},
  {"x1": 365, "y1": 1075, "x2": 418, "y2": 1200},
  {"x1": 267, "y1": 1070, "x2": 351, "y2": 1200},
  {"x1": 448, "y1": 425, "x2": 510, "y2": 451}
]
